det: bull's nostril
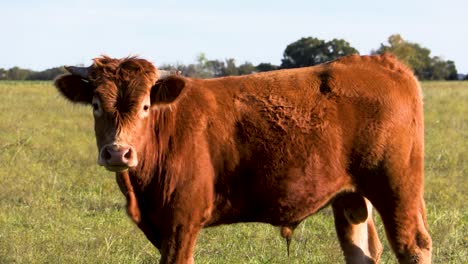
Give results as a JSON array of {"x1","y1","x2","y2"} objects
[
  {"x1": 103, "y1": 148, "x2": 112, "y2": 161},
  {"x1": 124, "y1": 149, "x2": 132, "y2": 159}
]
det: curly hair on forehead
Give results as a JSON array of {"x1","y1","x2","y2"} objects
[
  {"x1": 89, "y1": 56, "x2": 159, "y2": 124},
  {"x1": 90, "y1": 55, "x2": 158, "y2": 85}
]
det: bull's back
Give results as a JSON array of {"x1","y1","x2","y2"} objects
[
  {"x1": 208, "y1": 54, "x2": 422, "y2": 155},
  {"x1": 202, "y1": 53, "x2": 421, "y2": 118}
]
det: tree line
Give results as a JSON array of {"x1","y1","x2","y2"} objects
[
  {"x1": 0, "y1": 66, "x2": 67, "y2": 81},
  {"x1": 1, "y1": 34, "x2": 464, "y2": 81},
  {"x1": 161, "y1": 34, "x2": 461, "y2": 80}
]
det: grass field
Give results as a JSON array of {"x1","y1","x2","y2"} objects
[{"x1": 0, "y1": 81, "x2": 466, "y2": 263}]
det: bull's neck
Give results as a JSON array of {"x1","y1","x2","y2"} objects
[{"x1": 131, "y1": 106, "x2": 177, "y2": 187}]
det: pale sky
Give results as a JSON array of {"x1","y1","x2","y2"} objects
[{"x1": 1, "y1": 0, "x2": 467, "y2": 73}]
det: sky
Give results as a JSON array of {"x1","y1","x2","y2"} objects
[{"x1": 1, "y1": 0, "x2": 467, "y2": 73}]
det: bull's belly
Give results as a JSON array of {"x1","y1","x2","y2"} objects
[
  {"x1": 205, "y1": 202, "x2": 327, "y2": 227},
  {"x1": 205, "y1": 181, "x2": 352, "y2": 227}
]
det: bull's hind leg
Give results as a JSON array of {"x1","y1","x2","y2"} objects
[
  {"x1": 332, "y1": 193, "x2": 382, "y2": 264},
  {"x1": 368, "y1": 188, "x2": 431, "y2": 263},
  {"x1": 363, "y1": 157, "x2": 432, "y2": 263}
]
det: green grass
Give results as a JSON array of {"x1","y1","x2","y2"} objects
[{"x1": 0, "y1": 81, "x2": 466, "y2": 263}]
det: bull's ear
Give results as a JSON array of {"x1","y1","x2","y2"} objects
[
  {"x1": 54, "y1": 74, "x2": 94, "y2": 104},
  {"x1": 150, "y1": 76, "x2": 187, "y2": 106}
]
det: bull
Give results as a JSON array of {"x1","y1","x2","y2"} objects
[{"x1": 54, "y1": 54, "x2": 431, "y2": 263}]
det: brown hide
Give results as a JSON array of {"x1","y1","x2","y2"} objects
[{"x1": 55, "y1": 54, "x2": 431, "y2": 263}]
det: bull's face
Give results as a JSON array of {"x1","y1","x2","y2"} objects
[
  {"x1": 54, "y1": 56, "x2": 183, "y2": 172},
  {"x1": 91, "y1": 83, "x2": 152, "y2": 172}
]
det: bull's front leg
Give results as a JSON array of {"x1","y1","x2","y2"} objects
[
  {"x1": 158, "y1": 199, "x2": 210, "y2": 263},
  {"x1": 157, "y1": 154, "x2": 214, "y2": 263},
  {"x1": 159, "y1": 223, "x2": 201, "y2": 264},
  {"x1": 158, "y1": 183, "x2": 212, "y2": 263}
]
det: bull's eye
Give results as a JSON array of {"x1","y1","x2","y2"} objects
[
  {"x1": 92, "y1": 97, "x2": 103, "y2": 117},
  {"x1": 139, "y1": 97, "x2": 151, "y2": 119}
]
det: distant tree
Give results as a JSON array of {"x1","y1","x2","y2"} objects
[
  {"x1": 159, "y1": 63, "x2": 198, "y2": 78},
  {"x1": 326, "y1": 38, "x2": 360, "y2": 59},
  {"x1": 206, "y1": 59, "x2": 225, "y2": 77},
  {"x1": 0, "y1": 66, "x2": 68, "y2": 80},
  {"x1": 183, "y1": 64, "x2": 200, "y2": 78},
  {"x1": 6, "y1": 67, "x2": 33, "y2": 80},
  {"x1": 465, "y1": 74, "x2": 468, "y2": 80},
  {"x1": 159, "y1": 53, "x2": 216, "y2": 78},
  {"x1": 444, "y1": 60, "x2": 458, "y2": 80},
  {"x1": 28, "y1": 67, "x2": 67, "y2": 80},
  {"x1": 256, "y1": 63, "x2": 279, "y2": 72},
  {"x1": 159, "y1": 63, "x2": 186, "y2": 73},
  {"x1": 224, "y1": 58, "x2": 238, "y2": 76},
  {"x1": 427, "y1": 57, "x2": 458, "y2": 80},
  {"x1": 0, "y1": 68, "x2": 6, "y2": 80},
  {"x1": 281, "y1": 37, "x2": 359, "y2": 68},
  {"x1": 159, "y1": 55, "x2": 245, "y2": 78},
  {"x1": 374, "y1": 34, "x2": 432, "y2": 79},
  {"x1": 194, "y1": 53, "x2": 214, "y2": 78},
  {"x1": 427, "y1": 57, "x2": 448, "y2": 80},
  {"x1": 281, "y1": 37, "x2": 325, "y2": 68},
  {"x1": 375, "y1": 34, "x2": 459, "y2": 80},
  {"x1": 237, "y1": 62, "x2": 256, "y2": 75}
]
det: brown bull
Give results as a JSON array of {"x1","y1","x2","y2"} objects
[{"x1": 54, "y1": 54, "x2": 431, "y2": 263}]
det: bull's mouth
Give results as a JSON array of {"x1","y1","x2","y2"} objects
[
  {"x1": 105, "y1": 165, "x2": 131, "y2": 172},
  {"x1": 98, "y1": 160, "x2": 138, "y2": 172}
]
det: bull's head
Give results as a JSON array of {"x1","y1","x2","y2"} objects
[{"x1": 54, "y1": 56, "x2": 183, "y2": 172}]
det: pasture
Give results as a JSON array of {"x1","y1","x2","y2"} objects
[{"x1": 0, "y1": 81, "x2": 466, "y2": 263}]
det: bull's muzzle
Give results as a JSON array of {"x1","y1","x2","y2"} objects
[{"x1": 98, "y1": 144, "x2": 138, "y2": 171}]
